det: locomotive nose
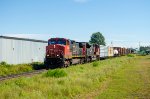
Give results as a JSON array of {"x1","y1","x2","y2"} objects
[{"x1": 46, "y1": 44, "x2": 64, "y2": 58}]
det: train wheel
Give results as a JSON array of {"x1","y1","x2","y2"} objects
[
  {"x1": 64, "y1": 60, "x2": 70, "y2": 68},
  {"x1": 81, "y1": 58, "x2": 85, "y2": 64},
  {"x1": 70, "y1": 60, "x2": 72, "y2": 65}
]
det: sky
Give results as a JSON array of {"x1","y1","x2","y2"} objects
[{"x1": 0, "y1": 0, "x2": 150, "y2": 48}]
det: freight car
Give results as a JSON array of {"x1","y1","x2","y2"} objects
[
  {"x1": 113, "y1": 47, "x2": 122, "y2": 56},
  {"x1": 126, "y1": 48, "x2": 132, "y2": 54},
  {"x1": 100, "y1": 45, "x2": 108, "y2": 59},
  {"x1": 114, "y1": 49, "x2": 119, "y2": 57},
  {"x1": 100, "y1": 45, "x2": 114, "y2": 59},
  {"x1": 113, "y1": 47, "x2": 132, "y2": 56},
  {"x1": 44, "y1": 38, "x2": 100, "y2": 69},
  {"x1": 108, "y1": 46, "x2": 114, "y2": 57}
]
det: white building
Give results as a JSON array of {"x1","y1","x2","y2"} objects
[{"x1": 0, "y1": 36, "x2": 47, "y2": 64}]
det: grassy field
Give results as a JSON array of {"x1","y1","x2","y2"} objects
[
  {"x1": 0, "y1": 55, "x2": 150, "y2": 99},
  {"x1": 0, "y1": 62, "x2": 45, "y2": 76}
]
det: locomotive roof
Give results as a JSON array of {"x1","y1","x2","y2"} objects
[{"x1": 48, "y1": 38, "x2": 69, "y2": 41}]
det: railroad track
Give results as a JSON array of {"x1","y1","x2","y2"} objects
[{"x1": 0, "y1": 69, "x2": 47, "y2": 82}]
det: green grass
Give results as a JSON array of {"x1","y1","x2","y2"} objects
[
  {"x1": 0, "y1": 62, "x2": 45, "y2": 76},
  {"x1": 92, "y1": 61, "x2": 99, "y2": 67},
  {"x1": 45, "y1": 69, "x2": 67, "y2": 78},
  {"x1": 96, "y1": 56, "x2": 150, "y2": 99},
  {"x1": 127, "y1": 54, "x2": 135, "y2": 57},
  {"x1": 0, "y1": 56, "x2": 150, "y2": 99}
]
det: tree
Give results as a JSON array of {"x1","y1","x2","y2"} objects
[
  {"x1": 89, "y1": 32, "x2": 106, "y2": 45},
  {"x1": 140, "y1": 46, "x2": 150, "y2": 55}
]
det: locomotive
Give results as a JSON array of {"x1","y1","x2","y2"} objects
[{"x1": 44, "y1": 38, "x2": 100, "y2": 69}]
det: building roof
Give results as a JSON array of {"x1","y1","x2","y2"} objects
[{"x1": 0, "y1": 36, "x2": 47, "y2": 43}]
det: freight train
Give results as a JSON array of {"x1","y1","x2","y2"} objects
[{"x1": 44, "y1": 38, "x2": 132, "y2": 69}]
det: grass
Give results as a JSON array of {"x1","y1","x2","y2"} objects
[
  {"x1": 127, "y1": 54, "x2": 135, "y2": 57},
  {"x1": 0, "y1": 62, "x2": 45, "y2": 76},
  {"x1": 45, "y1": 69, "x2": 67, "y2": 78},
  {"x1": 0, "y1": 56, "x2": 150, "y2": 98},
  {"x1": 96, "y1": 55, "x2": 150, "y2": 99},
  {"x1": 92, "y1": 61, "x2": 99, "y2": 67}
]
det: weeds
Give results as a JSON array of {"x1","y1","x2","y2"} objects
[
  {"x1": 15, "y1": 78, "x2": 29, "y2": 87},
  {"x1": 0, "y1": 62, "x2": 45, "y2": 76},
  {"x1": 45, "y1": 69, "x2": 67, "y2": 78},
  {"x1": 0, "y1": 61, "x2": 7, "y2": 65},
  {"x1": 93, "y1": 61, "x2": 99, "y2": 67},
  {"x1": 127, "y1": 54, "x2": 135, "y2": 57}
]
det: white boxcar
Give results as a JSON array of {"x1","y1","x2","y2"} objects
[
  {"x1": 0, "y1": 36, "x2": 47, "y2": 64},
  {"x1": 100, "y1": 45, "x2": 108, "y2": 59}
]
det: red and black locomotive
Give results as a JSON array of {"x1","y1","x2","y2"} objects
[{"x1": 44, "y1": 38, "x2": 100, "y2": 69}]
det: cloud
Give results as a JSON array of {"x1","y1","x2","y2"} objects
[{"x1": 73, "y1": 0, "x2": 89, "y2": 3}]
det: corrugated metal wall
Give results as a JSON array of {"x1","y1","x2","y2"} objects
[
  {"x1": 0, "y1": 38, "x2": 2, "y2": 62},
  {"x1": 0, "y1": 36, "x2": 47, "y2": 64}
]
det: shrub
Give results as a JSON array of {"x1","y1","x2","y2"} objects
[
  {"x1": 18, "y1": 65, "x2": 32, "y2": 72},
  {"x1": 127, "y1": 54, "x2": 135, "y2": 57},
  {"x1": 93, "y1": 61, "x2": 99, "y2": 67},
  {"x1": 0, "y1": 61, "x2": 7, "y2": 65},
  {"x1": 45, "y1": 69, "x2": 67, "y2": 78},
  {"x1": 31, "y1": 62, "x2": 45, "y2": 70}
]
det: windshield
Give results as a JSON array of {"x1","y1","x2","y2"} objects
[
  {"x1": 48, "y1": 40, "x2": 56, "y2": 45},
  {"x1": 48, "y1": 39, "x2": 66, "y2": 45}
]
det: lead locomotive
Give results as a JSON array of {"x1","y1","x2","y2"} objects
[{"x1": 44, "y1": 38, "x2": 100, "y2": 69}]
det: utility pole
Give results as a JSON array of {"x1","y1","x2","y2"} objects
[
  {"x1": 139, "y1": 42, "x2": 141, "y2": 51},
  {"x1": 111, "y1": 41, "x2": 113, "y2": 47}
]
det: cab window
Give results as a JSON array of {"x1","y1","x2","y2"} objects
[
  {"x1": 57, "y1": 40, "x2": 66, "y2": 45},
  {"x1": 48, "y1": 39, "x2": 66, "y2": 45},
  {"x1": 48, "y1": 40, "x2": 56, "y2": 45}
]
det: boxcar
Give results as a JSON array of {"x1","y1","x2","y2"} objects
[{"x1": 100, "y1": 45, "x2": 108, "y2": 59}]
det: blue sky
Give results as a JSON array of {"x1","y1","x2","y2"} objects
[{"x1": 0, "y1": 0, "x2": 150, "y2": 47}]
